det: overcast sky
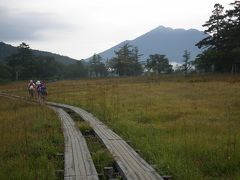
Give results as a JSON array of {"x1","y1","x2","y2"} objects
[{"x1": 0, "y1": 0, "x2": 232, "y2": 60}]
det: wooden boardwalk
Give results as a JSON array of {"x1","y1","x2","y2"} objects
[
  {"x1": 0, "y1": 93, "x2": 163, "y2": 180},
  {"x1": 51, "y1": 107, "x2": 98, "y2": 180},
  {"x1": 48, "y1": 102, "x2": 164, "y2": 180}
]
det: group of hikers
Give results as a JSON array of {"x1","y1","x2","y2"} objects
[{"x1": 27, "y1": 80, "x2": 47, "y2": 104}]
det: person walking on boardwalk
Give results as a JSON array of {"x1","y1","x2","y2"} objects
[
  {"x1": 38, "y1": 81, "x2": 48, "y2": 104},
  {"x1": 36, "y1": 80, "x2": 41, "y2": 101},
  {"x1": 27, "y1": 80, "x2": 36, "y2": 98}
]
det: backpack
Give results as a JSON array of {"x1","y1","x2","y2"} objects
[
  {"x1": 40, "y1": 85, "x2": 47, "y2": 95},
  {"x1": 29, "y1": 85, "x2": 34, "y2": 90}
]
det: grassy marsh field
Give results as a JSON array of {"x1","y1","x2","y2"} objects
[
  {"x1": 0, "y1": 97, "x2": 64, "y2": 179},
  {"x1": 1, "y1": 74, "x2": 240, "y2": 179}
]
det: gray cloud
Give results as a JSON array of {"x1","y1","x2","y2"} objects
[{"x1": 0, "y1": 6, "x2": 72, "y2": 41}]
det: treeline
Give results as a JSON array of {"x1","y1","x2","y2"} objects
[
  {"x1": 0, "y1": 43, "x2": 64, "y2": 81},
  {"x1": 0, "y1": 42, "x2": 176, "y2": 81},
  {"x1": 195, "y1": 0, "x2": 240, "y2": 73},
  {"x1": 0, "y1": 43, "x2": 92, "y2": 81}
]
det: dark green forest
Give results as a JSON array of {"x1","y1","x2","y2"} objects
[
  {"x1": 0, "y1": 42, "x2": 77, "y2": 65},
  {"x1": 0, "y1": 42, "x2": 87, "y2": 81},
  {"x1": 0, "y1": 42, "x2": 174, "y2": 81},
  {"x1": 0, "y1": 0, "x2": 239, "y2": 82},
  {"x1": 195, "y1": 0, "x2": 240, "y2": 72}
]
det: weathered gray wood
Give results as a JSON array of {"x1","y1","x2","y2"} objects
[
  {"x1": 48, "y1": 102, "x2": 164, "y2": 180},
  {"x1": 50, "y1": 107, "x2": 98, "y2": 180}
]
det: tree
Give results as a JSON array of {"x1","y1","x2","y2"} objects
[
  {"x1": 195, "y1": 1, "x2": 240, "y2": 73},
  {"x1": 35, "y1": 56, "x2": 64, "y2": 79},
  {"x1": 89, "y1": 54, "x2": 107, "y2": 77},
  {"x1": 0, "y1": 62, "x2": 12, "y2": 81},
  {"x1": 109, "y1": 44, "x2": 143, "y2": 76},
  {"x1": 131, "y1": 47, "x2": 143, "y2": 75},
  {"x1": 145, "y1": 54, "x2": 173, "y2": 74},
  {"x1": 182, "y1": 50, "x2": 192, "y2": 76},
  {"x1": 194, "y1": 49, "x2": 217, "y2": 72},
  {"x1": 112, "y1": 43, "x2": 133, "y2": 76},
  {"x1": 5, "y1": 42, "x2": 36, "y2": 80},
  {"x1": 231, "y1": 48, "x2": 240, "y2": 73},
  {"x1": 64, "y1": 61, "x2": 88, "y2": 79},
  {"x1": 5, "y1": 42, "x2": 68, "y2": 80},
  {"x1": 196, "y1": 3, "x2": 225, "y2": 50},
  {"x1": 225, "y1": 0, "x2": 240, "y2": 50},
  {"x1": 96, "y1": 62, "x2": 108, "y2": 77}
]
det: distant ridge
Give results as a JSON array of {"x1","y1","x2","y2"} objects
[
  {"x1": 0, "y1": 42, "x2": 78, "y2": 65},
  {"x1": 95, "y1": 26, "x2": 205, "y2": 63}
]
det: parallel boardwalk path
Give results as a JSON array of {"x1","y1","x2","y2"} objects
[
  {"x1": 0, "y1": 93, "x2": 163, "y2": 180},
  {"x1": 51, "y1": 107, "x2": 98, "y2": 180},
  {"x1": 49, "y1": 102, "x2": 164, "y2": 180}
]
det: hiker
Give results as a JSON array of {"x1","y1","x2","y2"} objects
[
  {"x1": 27, "y1": 80, "x2": 36, "y2": 98},
  {"x1": 37, "y1": 81, "x2": 48, "y2": 104},
  {"x1": 36, "y1": 80, "x2": 41, "y2": 100}
]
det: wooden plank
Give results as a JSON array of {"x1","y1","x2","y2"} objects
[
  {"x1": 114, "y1": 140, "x2": 154, "y2": 179},
  {"x1": 51, "y1": 107, "x2": 98, "y2": 180},
  {"x1": 63, "y1": 113, "x2": 86, "y2": 176},
  {"x1": 110, "y1": 142, "x2": 141, "y2": 180},
  {"x1": 97, "y1": 125, "x2": 122, "y2": 140}
]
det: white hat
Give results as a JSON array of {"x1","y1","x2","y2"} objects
[{"x1": 36, "y1": 80, "x2": 41, "y2": 85}]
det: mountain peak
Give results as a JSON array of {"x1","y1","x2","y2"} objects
[
  {"x1": 93, "y1": 25, "x2": 205, "y2": 63},
  {"x1": 153, "y1": 25, "x2": 174, "y2": 31},
  {"x1": 155, "y1": 26, "x2": 200, "y2": 32}
]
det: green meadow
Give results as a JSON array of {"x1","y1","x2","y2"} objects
[
  {"x1": 1, "y1": 74, "x2": 240, "y2": 179},
  {"x1": 0, "y1": 97, "x2": 64, "y2": 179}
]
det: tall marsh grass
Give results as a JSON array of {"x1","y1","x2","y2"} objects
[
  {"x1": 0, "y1": 97, "x2": 64, "y2": 179},
  {"x1": 1, "y1": 74, "x2": 240, "y2": 179}
]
